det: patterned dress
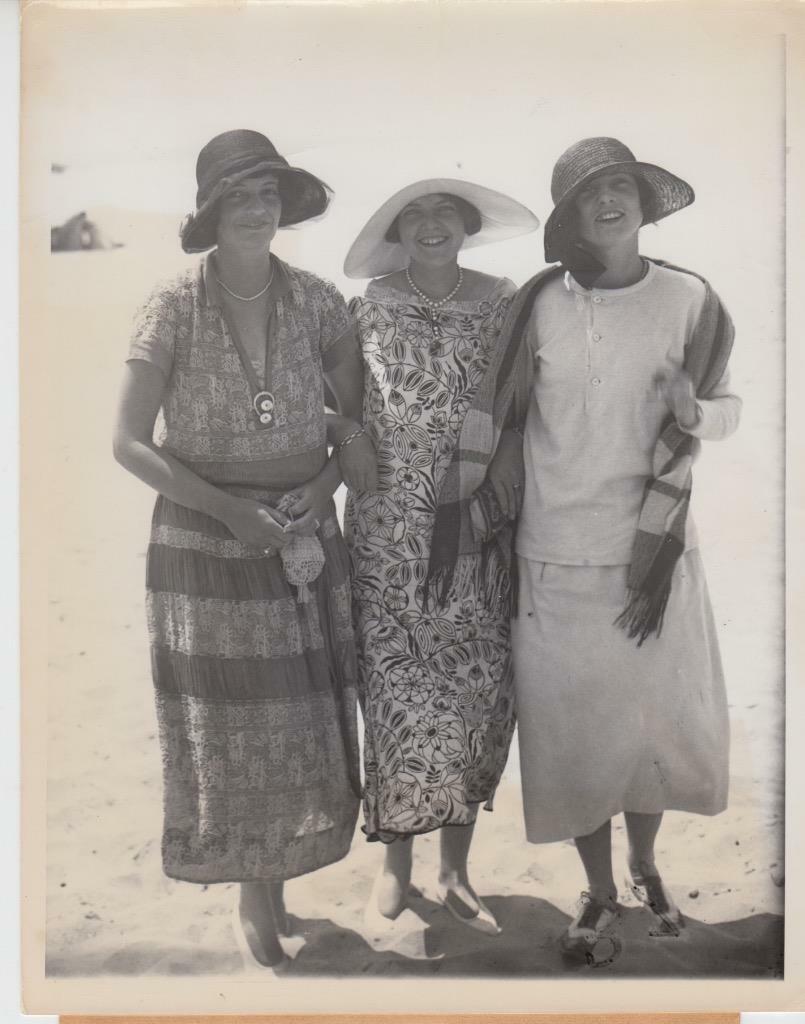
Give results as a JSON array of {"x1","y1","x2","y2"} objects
[
  {"x1": 344, "y1": 278, "x2": 518, "y2": 841},
  {"x1": 128, "y1": 254, "x2": 360, "y2": 882}
]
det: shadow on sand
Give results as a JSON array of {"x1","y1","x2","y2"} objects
[{"x1": 46, "y1": 889, "x2": 783, "y2": 978}]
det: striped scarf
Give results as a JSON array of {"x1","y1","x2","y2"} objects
[{"x1": 425, "y1": 260, "x2": 735, "y2": 645}]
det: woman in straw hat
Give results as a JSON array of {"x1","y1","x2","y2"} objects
[
  {"x1": 343, "y1": 179, "x2": 538, "y2": 933},
  {"x1": 451, "y1": 136, "x2": 740, "y2": 959},
  {"x1": 113, "y1": 130, "x2": 376, "y2": 971}
]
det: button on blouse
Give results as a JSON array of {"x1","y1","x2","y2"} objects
[{"x1": 516, "y1": 261, "x2": 742, "y2": 566}]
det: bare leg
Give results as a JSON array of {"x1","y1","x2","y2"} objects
[
  {"x1": 558, "y1": 819, "x2": 622, "y2": 956},
  {"x1": 624, "y1": 811, "x2": 663, "y2": 880},
  {"x1": 624, "y1": 810, "x2": 681, "y2": 930},
  {"x1": 574, "y1": 818, "x2": 618, "y2": 901},
  {"x1": 438, "y1": 813, "x2": 481, "y2": 914},
  {"x1": 238, "y1": 882, "x2": 284, "y2": 966},
  {"x1": 264, "y1": 881, "x2": 289, "y2": 935},
  {"x1": 375, "y1": 837, "x2": 414, "y2": 919},
  {"x1": 437, "y1": 809, "x2": 501, "y2": 934}
]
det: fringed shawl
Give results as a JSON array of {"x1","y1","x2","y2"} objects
[
  {"x1": 425, "y1": 260, "x2": 735, "y2": 645},
  {"x1": 423, "y1": 266, "x2": 563, "y2": 614}
]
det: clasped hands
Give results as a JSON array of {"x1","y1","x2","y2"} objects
[{"x1": 223, "y1": 482, "x2": 328, "y2": 548}]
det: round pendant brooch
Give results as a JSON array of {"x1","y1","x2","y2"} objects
[{"x1": 253, "y1": 390, "x2": 275, "y2": 426}]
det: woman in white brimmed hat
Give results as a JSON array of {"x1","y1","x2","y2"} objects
[
  {"x1": 343, "y1": 179, "x2": 538, "y2": 935},
  {"x1": 113, "y1": 130, "x2": 376, "y2": 972},
  {"x1": 495, "y1": 137, "x2": 741, "y2": 960}
]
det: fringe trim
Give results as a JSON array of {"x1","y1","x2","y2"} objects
[
  {"x1": 614, "y1": 534, "x2": 682, "y2": 647},
  {"x1": 424, "y1": 540, "x2": 513, "y2": 620},
  {"x1": 614, "y1": 584, "x2": 673, "y2": 647}
]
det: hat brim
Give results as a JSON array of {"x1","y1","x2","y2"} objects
[
  {"x1": 180, "y1": 162, "x2": 332, "y2": 254},
  {"x1": 343, "y1": 178, "x2": 539, "y2": 279},
  {"x1": 544, "y1": 161, "x2": 694, "y2": 264}
]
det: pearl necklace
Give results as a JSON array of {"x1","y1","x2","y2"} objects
[
  {"x1": 215, "y1": 262, "x2": 274, "y2": 302},
  {"x1": 405, "y1": 266, "x2": 463, "y2": 309}
]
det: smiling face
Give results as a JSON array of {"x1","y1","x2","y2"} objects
[
  {"x1": 573, "y1": 171, "x2": 643, "y2": 255},
  {"x1": 395, "y1": 194, "x2": 467, "y2": 269},
  {"x1": 216, "y1": 174, "x2": 282, "y2": 253}
]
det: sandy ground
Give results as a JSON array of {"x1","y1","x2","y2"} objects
[{"x1": 42, "y1": 219, "x2": 784, "y2": 978}]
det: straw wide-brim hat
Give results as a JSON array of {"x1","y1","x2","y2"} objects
[
  {"x1": 544, "y1": 137, "x2": 695, "y2": 264},
  {"x1": 343, "y1": 178, "x2": 539, "y2": 279},
  {"x1": 180, "y1": 129, "x2": 332, "y2": 254}
]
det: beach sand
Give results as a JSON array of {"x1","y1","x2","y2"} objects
[{"x1": 41, "y1": 219, "x2": 784, "y2": 979}]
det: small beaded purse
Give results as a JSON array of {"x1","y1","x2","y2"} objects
[{"x1": 275, "y1": 493, "x2": 326, "y2": 603}]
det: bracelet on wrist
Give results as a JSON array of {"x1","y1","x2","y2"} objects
[{"x1": 336, "y1": 426, "x2": 365, "y2": 452}]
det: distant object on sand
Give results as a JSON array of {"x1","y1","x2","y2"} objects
[{"x1": 51, "y1": 211, "x2": 124, "y2": 253}]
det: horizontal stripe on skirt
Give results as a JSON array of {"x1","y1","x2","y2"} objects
[
  {"x1": 144, "y1": 488, "x2": 360, "y2": 882},
  {"x1": 512, "y1": 549, "x2": 729, "y2": 844},
  {"x1": 157, "y1": 688, "x2": 359, "y2": 883},
  {"x1": 152, "y1": 646, "x2": 343, "y2": 701}
]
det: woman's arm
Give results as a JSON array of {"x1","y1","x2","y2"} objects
[
  {"x1": 487, "y1": 428, "x2": 525, "y2": 520},
  {"x1": 113, "y1": 359, "x2": 290, "y2": 549},
  {"x1": 326, "y1": 345, "x2": 378, "y2": 489},
  {"x1": 686, "y1": 366, "x2": 742, "y2": 440},
  {"x1": 284, "y1": 345, "x2": 378, "y2": 533},
  {"x1": 657, "y1": 366, "x2": 742, "y2": 441}
]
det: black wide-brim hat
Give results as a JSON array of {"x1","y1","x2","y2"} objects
[
  {"x1": 180, "y1": 129, "x2": 332, "y2": 253},
  {"x1": 544, "y1": 137, "x2": 695, "y2": 265}
]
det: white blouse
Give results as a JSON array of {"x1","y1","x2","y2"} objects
[{"x1": 516, "y1": 261, "x2": 741, "y2": 566}]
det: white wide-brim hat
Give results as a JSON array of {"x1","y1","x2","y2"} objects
[{"x1": 343, "y1": 177, "x2": 539, "y2": 279}]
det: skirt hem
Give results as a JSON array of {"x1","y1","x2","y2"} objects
[
  {"x1": 363, "y1": 795, "x2": 498, "y2": 843},
  {"x1": 523, "y1": 797, "x2": 729, "y2": 846},
  {"x1": 161, "y1": 834, "x2": 357, "y2": 885}
]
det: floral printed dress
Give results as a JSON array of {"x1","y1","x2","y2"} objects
[{"x1": 344, "y1": 278, "x2": 518, "y2": 841}]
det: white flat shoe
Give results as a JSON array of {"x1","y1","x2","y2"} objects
[
  {"x1": 232, "y1": 895, "x2": 290, "y2": 974},
  {"x1": 436, "y1": 887, "x2": 501, "y2": 937}
]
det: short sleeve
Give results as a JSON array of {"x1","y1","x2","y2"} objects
[
  {"x1": 127, "y1": 281, "x2": 180, "y2": 378},
  {"x1": 316, "y1": 279, "x2": 357, "y2": 371},
  {"x1": 495, "y1": 277, "x2": 518, "y2": 299}
]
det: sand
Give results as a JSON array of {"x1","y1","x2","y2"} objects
[{"x1": 41, "y1": 218, "x2": 784, "y2": 980}]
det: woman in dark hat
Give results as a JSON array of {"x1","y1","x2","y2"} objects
[
  {"x1": 342, "y1": 179, "x2": 538, "y2": 934},
  {"x1": 113, "y1": 130, "x2": 376, "y2": 971},
  {"x1": 494, "y1": 137, "x2": 739, "y2": 958}
]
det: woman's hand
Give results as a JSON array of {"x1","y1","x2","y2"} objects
[
  {"x1": 283, "y1": 476, "x2": 333, "y2": 537},
  {"x1": 221, "y1": 497, "x2": 292, "y2": 550},
  {"x1": 656, "y1": 370, "x2": 700, "y2": 430},
  {"x1": 323, "y1": 348, "x2": 378, "y2": 492},
  {"x1": 338, "y1": 433, "x2": 378, "y2": 493},
  {"x1": 487, "y1": 429, "x2": 525, "y2": 520}
]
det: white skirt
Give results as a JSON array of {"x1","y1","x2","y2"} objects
[{"x1": 511, "y1": 550, "x2": 729, "y2": 843}]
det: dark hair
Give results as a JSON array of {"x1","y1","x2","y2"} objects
[
  {"x1": 384, "y1": 194, "x2": 482, "y2": 243},
  {"x1": 635, "y1": 176, "x2": 659, "y2": 225}
]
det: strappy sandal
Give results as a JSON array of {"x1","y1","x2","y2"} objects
[
  {"x1": 559, "y1": 891, "x2": 622, "y2": 964},
  {"x1": 627, "y1": 872, "x2": 684, "y2": 936}
]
